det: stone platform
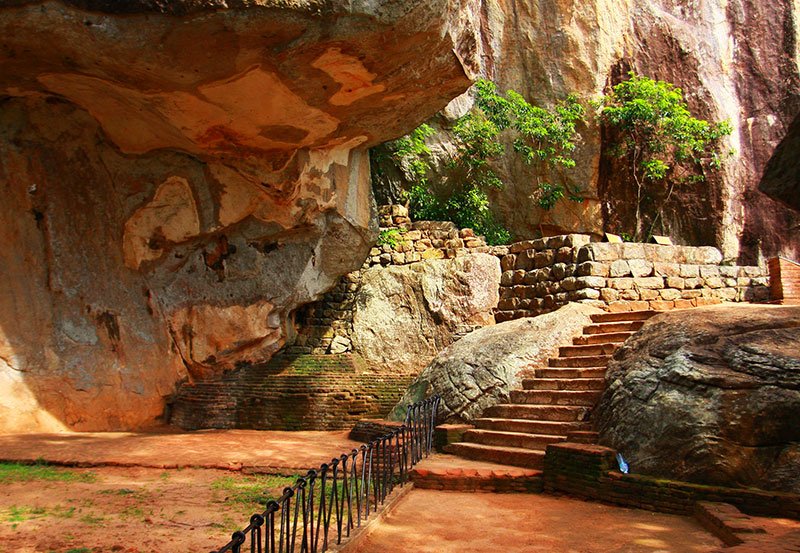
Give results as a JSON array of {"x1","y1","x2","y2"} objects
[{"x1": 410, "y1": 454, "x2": 543, "y2": 492}]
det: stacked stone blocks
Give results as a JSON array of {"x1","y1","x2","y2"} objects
[
  {"x1": 497, "y1": 235, "x2": 769, "y2": 321},
  {"x1": 293, "y1": 204, "x2": 498, "y2": 355},
  {"x1": 367, "y1": 204, "x2": 493, "y2": 267}
]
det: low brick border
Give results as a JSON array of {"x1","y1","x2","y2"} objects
[
  {"x1": 696, "y1": 501, "x2": 800, "y2": 553},
  {"x1": 331, "y1": 483, "x2": 415, "y2": 552},
  {"x1": 543, "y1": 442, "x2": 800, "y2": 520}
]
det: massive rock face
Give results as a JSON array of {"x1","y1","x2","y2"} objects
[
  {"x1": 760, "y1": 112, "x2": 800, "y2": 212},
  {"x1": 596, "y1": 305, "x2": 800, "y2": 493},
  {"x1": 350, "y1": 253, "x2": 501, "y2": 376},
  {"x1": 0, "y1": 0, "x2": 480, "y2": 431},
  {"x1": 393, "y1": 303, "x2": 602, "y2": 422},
  {"x1": 385, "y1": 0, "x2": 800, "y2": 262}
]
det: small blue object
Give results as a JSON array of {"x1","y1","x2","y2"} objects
[{"x1": 616, "y1": 453, "x2": 629, "y2": 474}]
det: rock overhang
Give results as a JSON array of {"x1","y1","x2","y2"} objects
[
  {"x1": 0, "y1": 0, "x2": 477, "y2": 159},
  {"x1": 0, "y1": 0, "x2": 481, "y2": 431}
]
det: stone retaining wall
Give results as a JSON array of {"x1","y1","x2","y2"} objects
[
  {"x1": 292, "y1": 205, "x2": 497, "y2": 355},
  {"x1": 294, "y1": 225, "x2": 771, "y2": 352},
  {"x1": 496, "y1": 235, "x2": 770, "y2": 321},
  {"x1": 543, "y1": 442, "x2": 800, "y2": 520}
]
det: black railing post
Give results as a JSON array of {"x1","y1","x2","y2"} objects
[{"x1": 213, "y1": 396, "x2": 439, "y2": 553}]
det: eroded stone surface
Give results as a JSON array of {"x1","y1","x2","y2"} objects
[
  {"x1": 0, "y1": 0, "x2": 479, "y2": 431},
  {"x1": 393, "y1": 303, "x2": 603, "y2": 422},
  {"x1": 351, "y1": 253, "x2": 501, "y2": 376},
  {"x1": 596, "y1": 304, "x2": 800, "y2": 493}
]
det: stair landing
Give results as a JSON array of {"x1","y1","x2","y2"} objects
[{"x1": 410, "y1": 454, "x2": 543, "y2": 492}]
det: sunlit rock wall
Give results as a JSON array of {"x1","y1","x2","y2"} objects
[
  {"x1": 391, "y1": 0, "x2": 800, "y2": 262},
  {"x1": 0, "y1": 0, "x2": 479, "y2": 431}
]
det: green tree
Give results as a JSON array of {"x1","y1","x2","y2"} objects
[
  {"x1": 597, "y1": 73, "x2": 732, "y2": 240},
  {"x1": 470, "y1": 79, "x2": 585, "y2": 210},
  {"x1": 377, "y1": 79, "x2": 586, "y2": 245}
]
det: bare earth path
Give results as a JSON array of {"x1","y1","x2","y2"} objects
[
  {"x1": 350, "y1": 490, "x2": 723, "y2": 553},
  {"x1": 0, "y1": 429, "x2": 362, "y2": 472},
  {"x1": 0, "y1": 431, "x2": 777, "y2": 553},
  {"x1": 0, "y1": 465, "x2": 297, "y2": 553},
  {"x1": 0, "y1": 429, "x2": 364, "y2": 553}
]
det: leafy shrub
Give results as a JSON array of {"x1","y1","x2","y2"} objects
[
  {"x1": 597, "y1": 72, "x2": 732, "y2": 240},
  {"x1": 378, "y1": 79, "x2": 586, "y2": 244},
  {"x1": 377, "y1": 228, "x2": 403, "y2": 249},
  {"x1": 471, "y1": 79, "x2": 585, "y2": 209}
]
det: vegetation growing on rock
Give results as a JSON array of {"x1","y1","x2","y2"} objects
[
  {"x1": 374, "y1": 79, "x2": 586, "y2": 245},
  {"x1": 377, "y1": 74, "x2": 735, "y2": 246},
  {"x1": 596, "y1": 73, "x2": 733, "y2": 241}
]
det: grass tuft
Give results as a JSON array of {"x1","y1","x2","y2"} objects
[
  {"x1": 211, "y1": 474, "x2": 297, "y2": 509},
  {"x1": 0, "y1": 462, "x2": 96, "y2": 484}
]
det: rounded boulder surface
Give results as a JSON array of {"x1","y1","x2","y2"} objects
[
  {"x1": 392, "y1": 303, "x2": 603, "y2": 422},
  {"x1": 596, "y1": 304, "x2": 800, "y2": 493}
]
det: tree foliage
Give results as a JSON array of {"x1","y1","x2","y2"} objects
[
  {"x1": 380, "y1": 79, "x2": 586, "y2": 245},
  {"x1": 597, "y1": 73, "x2": 732, "y2": 240},
  {"x1": 481, "y1": 81, "x2": 585, "y2": 210}
]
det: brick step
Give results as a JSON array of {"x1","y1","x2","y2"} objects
[
  {"x1": 583, "y1": 321, "x2": 645, "y2": 334},
  {"x1": 445, "y1": 443, "x2": 545, "y2": 469},
  {"x1": 564, "y1": 431, "x2": 600, "y2": 444},
  {"x1": 474, "y1": 418, "x2": 590, "y2": 435},
  {"x1": 522, "y1": 378, "x2": 605, "y2": 391},
  {"x1": 483, "y1": 404, "x2": 590, "y2": 422},
  {"x1": 590, "y1": 310, "x2": 657, "y2": 323},
  {"x1": 559, "y1": 343, "x2": 620, "y2": 357},
  {"x1": 548, "y1": 355, "x2": 611, "y2": 368},
  {"x1": 573, "y1": 332, "x2": 635, "y2": 345},
  {"x1": 410, "y1": 466, "x2": 543, "y2": 493},
  {"x1": 409, "y1": 455, "x2": 544, "y2": 493},
  {"x1": 510, "y1": 390, "x2": 601, "y2": 406},
  {"x1": 533, "y1": 367, "x2": 606, "y2": 379},
  {"x1": 462, "y1": 429, "x2": 565, "y2": 450}
]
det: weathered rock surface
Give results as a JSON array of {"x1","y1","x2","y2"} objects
[
  {"x1": 351, "y1": 253, "x2": 500, "y2": 376},
  {"x1": 392, "y1": 303, "x2": 603, "y2": 422},
  {"x1": 760, "y1": 112, "x2": 800, "y2": 212},
  {"x1": 0, "y1": 0, "x2": 479, "y2": 431},
  {"x1": 596, "y1": 305, "x2": 800, "y2": 493},
  {"x1": 381, "y1": 0, "x2": 800, "y2": 262}
]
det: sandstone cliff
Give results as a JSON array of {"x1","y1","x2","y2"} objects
[
  {"x1": 384, "y1": 0, "x2": 800, "y2": 262},
  {"x1": 0, "y1": 0, "x2": 480, "y2": 431}
]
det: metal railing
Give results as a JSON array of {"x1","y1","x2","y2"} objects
[{"x1": 213, "y1": 395, "x2": 440, "y2": 553}]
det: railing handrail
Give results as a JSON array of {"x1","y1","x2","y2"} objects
[{"x1": 212, "y1": 395, "x2": 440, "y2": 553}]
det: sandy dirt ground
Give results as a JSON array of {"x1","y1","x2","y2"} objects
[
  {"x1": 0, "y1": 429, "x2": 362, "y2": 473},
  {"x1": 349, "y1": 489, "x2": 724, "y2": 553},
  {"x1": 0, "y1": 465, "x2": 295, "y2": 553}
]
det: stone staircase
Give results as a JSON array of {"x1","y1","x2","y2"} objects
[{"x1": 445, "y1": 310, "x2": 657, "y2": 469}]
